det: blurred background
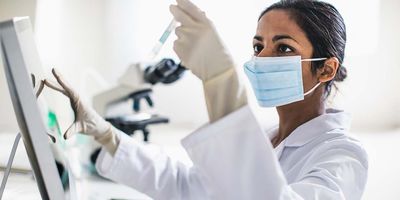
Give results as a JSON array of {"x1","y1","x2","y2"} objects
[{"x1": 0, "y1": 0, "x2": 399, "y2": 199}]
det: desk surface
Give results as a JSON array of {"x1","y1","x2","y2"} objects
[{"x1": 1, "y1": 171, "x2": 152, "y2": 200}]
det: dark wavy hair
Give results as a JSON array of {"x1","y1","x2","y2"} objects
[{"x1": 260, "y1": 0, "x2": 347, "y2": 97}]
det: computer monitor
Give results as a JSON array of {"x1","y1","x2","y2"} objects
[{"x1": 0, "y1": 17, "x2": 65, "y2": 200}]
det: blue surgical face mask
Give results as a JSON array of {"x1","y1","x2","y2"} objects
[{"x1": 244, "y1": 55, "x2": 327, "y2": 107}]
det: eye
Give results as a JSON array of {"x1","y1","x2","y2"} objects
[
  {"x1": 278, "y1": 44, "x2": 294, "y2": 53},
  {"x1": 253, "y1": 44, "x2": 264, "y2": 55}
]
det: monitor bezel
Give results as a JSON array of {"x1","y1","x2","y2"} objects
[{"x1": 0, "y1": 17, "x2": 65, "y2": 200}]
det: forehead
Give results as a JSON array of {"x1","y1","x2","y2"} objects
[{"x1": 256, "y1": 9, "x2": 307, "y2": 41}]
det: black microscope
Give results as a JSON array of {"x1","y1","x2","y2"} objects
[{"x1": 90, "y1": 59, "x2": 186, "y2": 163}]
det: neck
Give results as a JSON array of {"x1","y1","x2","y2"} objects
[{"x1": 272, "y1": 89, "x2": 325, "y2": 148}]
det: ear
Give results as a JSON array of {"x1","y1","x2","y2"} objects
[{"x1": 318, "y1": 57, "x2": 340, "y2": 83}]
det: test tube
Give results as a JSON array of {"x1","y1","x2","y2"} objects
[{"x1": 148, "y1": 19, "x2": 178, "y2": 60}]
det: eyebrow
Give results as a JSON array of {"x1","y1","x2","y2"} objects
[
  {"x1": 253, "y1": 34, "x2": 298, "y2": 43},
  {"x1": 272, "y1": 34, "x2": 298, "y2": 43},
  {"x1": 253, "y1": 35, "x2": 263, "y2": 41}
]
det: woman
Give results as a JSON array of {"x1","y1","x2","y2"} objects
[{"x1": 44, "y1": 0, "x2": 368, "y2": 199}]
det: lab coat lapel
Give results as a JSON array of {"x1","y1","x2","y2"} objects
[
  {"x1": 264, "y1": 126, "x2": 286, "y2": 159},
  {"x1": 265, "y1": 109, "x2": 351, "y2": 158},
  {"x1": 284, "y1": 108, "x2": 352, "y2": 147}
]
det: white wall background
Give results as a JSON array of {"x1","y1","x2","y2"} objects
[{"x1": 332, "y1": 0, "x2": 400, "y2": 131}]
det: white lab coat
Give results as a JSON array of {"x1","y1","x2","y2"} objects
[{"x1": 96, "y1": 105, "x2": 368, "y2": 200}]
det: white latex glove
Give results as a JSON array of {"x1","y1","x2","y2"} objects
[
  {"x1": 44, "y1": 68, "x2": 120, "y2": 155},
  {"x1": 170, "y1": 0, "x2": 247, "y2": 122}
]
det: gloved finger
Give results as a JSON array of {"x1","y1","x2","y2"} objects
[
  {"x1": 47, "y1": 132, "x2": 56, "y2": 143},
  {"x1": 176, "y1": 0, "x2": 206, "y2": 22},
  {"x1": 175, "y1": 25, "x2": 191, "y2": 39},
  {"x1": 173, "y1": 39, "x2": 184, "y2": 56},
  {"x1": 31, "y1": 74, "x2": 36, "y2": 88},
  {"x1": 35, "y1": 80, "x2": 45, "y2": 98},
  {"x1": 43, "y1": 79, "x2": 68, "y2": 96},
  {"x1": 170, "y1": 5, "x2": 196, "y2": 26},
  {"x1": 64, "y1": 122, "x2": 83, "y2": 139},
  {"x1": 51, "y1": 68, "x2": 77, "y2": 97},
  {"x1": 173, "y1": 28, "x2": 196, "y2": 49},
  {"x1": 175, "y1": 26, "x2": 199, "y2": 40},
  {"x1": 173, "y1": 39, "x2": 191, "y2": 67}
]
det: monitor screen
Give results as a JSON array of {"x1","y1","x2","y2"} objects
[{"x1": 0, "y1": 17, "x2": 66, "y2": 200}]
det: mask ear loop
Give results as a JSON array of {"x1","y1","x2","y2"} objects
[
  {"x1": 301, "y1": 57, "x2": 327, "y2": 62},
  {"x1": 304, "y1": 82, "x2": 322, "y2": 96},
  {"x1": 301, "y1": 57, "x2": 327, "y2": 96}
]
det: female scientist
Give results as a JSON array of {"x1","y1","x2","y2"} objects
[{"x1": 44, "y1": 0, "x2": 368, "y2": 199}]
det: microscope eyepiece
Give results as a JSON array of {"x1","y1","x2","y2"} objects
[{"x1": 144, "y1": 58, "x2": 186, "y2": 85}]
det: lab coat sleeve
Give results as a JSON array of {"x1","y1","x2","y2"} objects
[
  {"x1": 181, "y1": 105, "x2": 368, "y2": 200},
  {"x1": 95, "y1": 131, "x2": 208, "y2": 200},
  {"x1": 181, "y1": 105, "x2": 289, "y2": 199}
]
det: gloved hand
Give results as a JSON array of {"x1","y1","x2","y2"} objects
[
  {"x1": 170, "y1": 0, "x2": 247, "y2": 122},
  {"x1": 44, "y1": 68, "x2": 120, "y2": 155}
]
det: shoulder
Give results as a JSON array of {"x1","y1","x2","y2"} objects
[{"x1": 307, "y1": 130, "x2": 369, "y2": 170}]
